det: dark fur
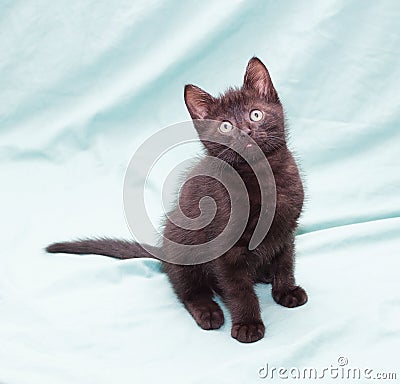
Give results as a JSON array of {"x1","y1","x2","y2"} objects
[{"x1": 47, "y1": 57, "x2": 307, "y2": 343}]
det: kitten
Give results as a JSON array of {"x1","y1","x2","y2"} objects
[{"x1": 47, "y1": 57, "x2": 307, "y2": 343}]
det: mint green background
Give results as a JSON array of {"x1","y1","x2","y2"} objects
[{"x1": 1, "y1": 1, "x2": 399, "y2": 383}]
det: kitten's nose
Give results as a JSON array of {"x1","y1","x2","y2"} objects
[{"x1": 241, "y1": 126, "x2": 252, "y2": 136}]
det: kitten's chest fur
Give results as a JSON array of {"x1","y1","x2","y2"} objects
[{"x1": 209, "y1": 146, "x2": 304, "y2": 249}]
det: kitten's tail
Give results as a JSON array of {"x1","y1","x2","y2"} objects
[{"x1": 46, "y1": 238, "x2": 159, "y2": 260}]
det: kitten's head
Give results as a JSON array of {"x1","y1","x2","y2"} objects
[{"x1": 184, "y1": 57, "x2": 285, "y2": 163}]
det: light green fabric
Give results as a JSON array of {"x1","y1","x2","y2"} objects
[{"x1": 1, "y1": 1, "x2": 399, "y2": 383}]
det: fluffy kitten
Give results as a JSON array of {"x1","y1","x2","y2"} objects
[{"x1": 47, "y1": 57, "x2": 307, "y2": 343}]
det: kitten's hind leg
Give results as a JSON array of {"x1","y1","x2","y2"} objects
[
  {"x1": 164, "y1": 264, "x2": 224, "y2": 330},
  {"x1": 184, "y1": 295, "x2": 224, "y2": 330}
]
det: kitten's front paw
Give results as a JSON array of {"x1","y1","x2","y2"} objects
[
  {"x1": 273, "y1": 285, "x2": 308, "y2": 308},
  {"x1": 231, "y1": 322, "x2": 265, "y2": 343}
]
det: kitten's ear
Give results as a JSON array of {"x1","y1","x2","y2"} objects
[
  {"x1": 243, "y1": 57, "x2": 279, "y2": 102},
  {"x1": 184, "y1": 84, "x2": 215, "y2": 119}
]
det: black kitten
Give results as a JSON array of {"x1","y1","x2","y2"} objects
[{"x1": 47, "y1": 57, "x2": 307, "y2": 343}]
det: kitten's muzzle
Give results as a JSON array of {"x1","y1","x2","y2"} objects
[{"x1": 239, "y1": 126, "x2": 252, "y2": 136}]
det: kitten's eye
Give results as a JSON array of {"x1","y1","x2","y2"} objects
[
  {"x1": 219, "y1": 121, "x2": 233, "y2": 133},
  {"x1": 250, "y1": 109, "x2": 263, "y2": 122}
]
